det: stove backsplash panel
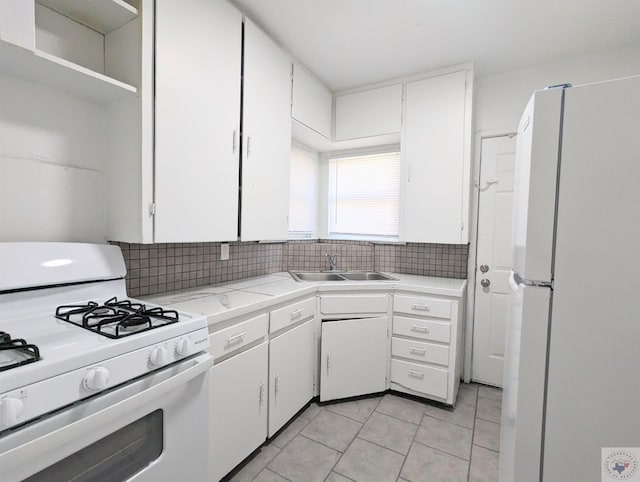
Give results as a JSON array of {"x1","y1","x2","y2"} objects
[{"x1": 112, "y1": 240, "x2": 468, "y2": 297}]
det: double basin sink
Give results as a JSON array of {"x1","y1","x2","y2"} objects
[{"x1": 289, "y1": 271, "x2": 397, "y2": 282}]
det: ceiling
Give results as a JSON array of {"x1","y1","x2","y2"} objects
[{"x1": 231, "y1": 0, "x2": 640, "y2": 91}]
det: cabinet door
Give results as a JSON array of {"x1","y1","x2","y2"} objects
[
  {"x1": 241, "y1": 19, "x2": 292, "y2": 241},
  {"x1": 292, "y1": 63, "x2": 332, "y2": 139},
  {"x1": 320, "y1": 316, "x2": 388, "y2": 402},
  {"x1": 334, "y1": 84, "x2": 402, "y2": 141},
  {"x1": 268, "y1": 319, "x2": 314, "y2": 437},
  {"x1": 402, "y1": 71, "x2": 467, "y2": 243},
  {"x1": 209, "y1": 341, "x2": 268, "y2": 481},
  {"x1": 155, "y1": 0, "x2": 241, "y2": 242}
]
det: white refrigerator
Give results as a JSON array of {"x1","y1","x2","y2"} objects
[{"x1": 500, "y1": 75, "x2": 640, "y2": 482}]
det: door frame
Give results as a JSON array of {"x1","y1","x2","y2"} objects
[{"x1": 463, "y1": 130, "x2": 517, "y2": 382}]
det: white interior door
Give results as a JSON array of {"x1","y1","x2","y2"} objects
[{"x1": 472, "y1": 135, "x2": 516, "y2": 387}]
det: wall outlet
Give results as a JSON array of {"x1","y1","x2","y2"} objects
[{"x1": 220, "y1": 243, "x2": 230, "y2": 261}]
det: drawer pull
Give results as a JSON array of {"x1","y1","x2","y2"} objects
[
  {"x1": 410, "y1": 347, "x2": 427, "y2": 356},
  {"x1": 408, "y1": 370, "x2": 425, "y2": 380},
  {"x1": 290, "y1": 308, "x2": 303, "y2": 320},
  {"x1": 411, "y1": 325, "x2": 430, "y2": 334},
  {"x1": 225, "y1": 331, "x2": 247, "y2": 346},
  {"x1": 412, "y1": 304, "x2": 430, "y2": 312},
  {"x1": 259, "y1": 382, "x2": 265, "y2": 406},
  {"x1": 275, "y1": 375, "x2": 280, "y2": 395}
]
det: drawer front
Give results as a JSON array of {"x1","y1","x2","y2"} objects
[
  {"x1": 270, "y1": 297, "x2": 316, "y2": 333},
  {"x1": 393, "y1": 316, "x2": 450, "y2": 343},
  {"x1": 391, "y1": 337, "x2": 449, "y2": 366},
  {"x1": 209, "y1": 313, "x2": 268, "y2": 359},
  {"x1": 320, "y1": 295, "x2": 389, "y2": 315},
  {"x1": 394, "y1": 295, "x2": 452, "y2": 319},
  {"x1": 391, "y1": 359, "x2": 448, "y2": 399}
]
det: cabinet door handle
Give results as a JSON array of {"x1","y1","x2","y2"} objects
[
  {"x1": 246, "y1": 136, "x2": 252, "y2": 158},
  {"x1": 259, "y1": 382, "x2": 265, "y2": 406},
  {"x1": 412, "y1": 304, "x2": 430, "y2": 312},
  {"x1": 408, "y1": 370, "x2": 425, "y2": 380},
  {"x1": 411, "y1": 325, "x2": 430, "y2": 334},
  {"x1": 326, "y1": 353, "x2": 331, "y2": 373},
  {"x1": 225, "y1": 331, "x2": 246, "y2": 346},
  {"x1": 232, "y1": 130, "x2": 238, "y2": 153},
  {"x1": 410, "y1": 347, "x2": 427, "y2": 356},
  {"x1": 274, "y1": 375, "x2": 280, "y2": 395},
  {"x1": 290, "y1": 308, "x2": 303, "y2": 320}
]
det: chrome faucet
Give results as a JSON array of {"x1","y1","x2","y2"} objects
[{"x1": 325, "y1": 254, "x2": 340, "y2": 272}]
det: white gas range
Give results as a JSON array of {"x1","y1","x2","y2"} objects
[{"x1": 0, "y1": 242, "x2": 212, "y2": 482}]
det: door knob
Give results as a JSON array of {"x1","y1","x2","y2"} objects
[
  {"x1": 480, "y1": 278, "x2": 490, "y2": 288},
  {"x1": 479, "y1": 264, "x2": 489, "y2": 273}
]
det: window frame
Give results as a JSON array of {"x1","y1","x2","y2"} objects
[{"x1": 324, "y1": 145, "x2": 402, "y2": 242}]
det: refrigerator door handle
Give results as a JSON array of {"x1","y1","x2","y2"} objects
[{"x1": 508, "y1": 271, "x2": 520, "y2": 292}]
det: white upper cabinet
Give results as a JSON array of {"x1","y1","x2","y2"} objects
[
  {"x1": 241, "y1": 19, "x2": 292, "y2": 241},
  {"x1": 292, "y1": 63, "x2": 332, "y2": 139},
  {"x1": 154, "y1": 0, "x2": 241, "y2": 242},
  {"x1": 334, "y1": 84, "x2": 402, "y2": 141},
  {"x1": 402, "y1": 70, "x2": 471, "y2": 244}
]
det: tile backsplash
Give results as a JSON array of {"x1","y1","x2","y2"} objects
[{"x1": 112, "y1": 240, "x2": 469, "y2": 297}]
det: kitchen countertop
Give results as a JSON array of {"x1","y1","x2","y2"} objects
[{"x1": 142, "y1": 272, "x2": 466, "y2": 331}]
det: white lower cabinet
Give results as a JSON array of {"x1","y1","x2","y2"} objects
[
  {"x1": 268, "y1": 319, "x2": 315, "y2": 436},
  {"x1": 390, "y1": 293, "x2": 462, "y2": 405},
  {"x1": 209, "y1": 341, "x2": 268, "y2": 482},
  {"x1": 320, "y1": 316, "x2": 388, "y2": 402}
]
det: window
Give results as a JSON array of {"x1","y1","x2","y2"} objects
[
  {"x1": 328, "y1": 150, "x2": 401, "y2": 239},
  {"x1": 289, "y1": 145, "x2": 319, "y2": 237}
]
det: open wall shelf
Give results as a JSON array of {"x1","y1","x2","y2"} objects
[
  {"x1": 36, "y1": 0, "x2": 138, "y2": 34},
  {"x1": 0, "y1": 41, "x2": 137, "y2": 103}
]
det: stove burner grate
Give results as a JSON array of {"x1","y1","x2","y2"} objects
[
  {"x1": 55, "y1": 297, "x2": 180, "y2": 339},
  {"x1": 0, "y1": 331, "x2": 41, "y2": 372}
]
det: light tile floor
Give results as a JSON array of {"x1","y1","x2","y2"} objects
[{"x1": 229, "y1": 383, "x2": 502, "y2": 482}]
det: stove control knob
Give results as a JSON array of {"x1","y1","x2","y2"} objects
[
  {"x1": 0, "y1": 398, "x2": 24, "y2": 428},
  {"x1": 150, "y1": 346, "x2": 169, "y2": 367},
  {"x1": 176, "y1": 338, "x2": 193, "y2": 357},
  {"x1": 83, "y1": 367, "x2": 110, "y2": 391}
]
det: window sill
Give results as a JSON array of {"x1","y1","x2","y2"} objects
[{"x1": 324, "y1": 234, "x2": 403, "y2": 244}]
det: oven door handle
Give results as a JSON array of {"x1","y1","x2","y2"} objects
[{"x1": 0, "y1": 353, "x2": 213, "y2": 482}]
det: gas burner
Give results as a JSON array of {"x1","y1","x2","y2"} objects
[
  {"x1": 55, "y1": 297, "x2": 180, "y2": 339},
  {"x1": 0, "y1": 331, "x2": 41, "y2": 372}
]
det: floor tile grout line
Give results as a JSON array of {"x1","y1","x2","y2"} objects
[
  {"x1": 395, "y1": 410, "x2": 424, "y2": 481},
  {"x1": 325, "y1": 396, "x2": 384, "y2": 479},
  {"x1": 467, "y1": 388, "x2": 480, "y2": 482},
  {"x1": 474, "y1": 414, "x2": 502, "y2": 424},
  {"x1": 296, "y1": 432, "x2": 349, "y2": 456},
  {"x1": 421, "y1": 411, "x2": 475, "y2": 430},
  {"x1": 261, "y1": 404, "x2": 322, "y2": 481},
  {"x1": 352, "y1": 435, "x2": 411, "y2": 458},
  {"x1": 472, "y1": 440, "x2": 500, "y2": 454},
  {"x1": 410, "y1": 438, "x2": 473, "y2": 464},
  {"x1": 375, "y1": 408, "x2": 421, "y2": 426}
]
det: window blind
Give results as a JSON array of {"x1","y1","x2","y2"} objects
[
  {"x1": 328, "y1": 151, "x2": 401, "y2": 237},
  {"x1": 289, "y1": 145, "x2": 319, "y2": 236}
]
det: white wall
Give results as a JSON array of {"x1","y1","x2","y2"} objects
[
  {"x1": 475, "y1": 44, "x2": 640, "y2": 134},
  {"x1": 0, "y1": 73, "x2": 107, "y2": 242},
  {"x1": 464, "y1": 44, "x2": 640, "y2": 381}
]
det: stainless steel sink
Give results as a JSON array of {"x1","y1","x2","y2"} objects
[
  {"x1": 289, "y1": 272, "x2": 346, "y2": 282},
  {"x1": 340, "y1": 272, "x2": 396, "y2": 281},
  {"x1": 289, "y1": 271, "x2": 396, "y2": 282}
]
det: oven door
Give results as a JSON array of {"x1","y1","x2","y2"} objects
[{"x1": 0, "y1": 353, "x2": 212, "y2": 482}]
